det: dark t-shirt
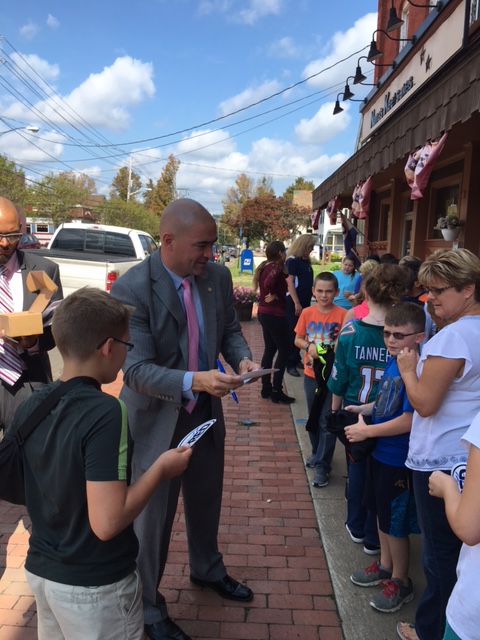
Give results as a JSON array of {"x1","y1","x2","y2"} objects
[
  {"x1": 9, "y1": 379, "x2": 138, "y2": 586},
  {"x1": 286, "y1": 257, "x2": 314, "y2": 307}
]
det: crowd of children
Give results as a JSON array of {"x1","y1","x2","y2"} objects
[{"x1": 291, "y1": 248, "x2": 480, "y2": 640}]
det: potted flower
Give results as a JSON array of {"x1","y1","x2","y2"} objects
[
  {"x1": 434, "y1": 212, "x2": 464, "y2": 241},
  {"x1": 233, "y1": 285, "x2": 259, "y2": 321}
]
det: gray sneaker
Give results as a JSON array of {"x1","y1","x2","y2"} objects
[
  {"x1": 305, "y1": 455, "x2": 315, "y2": 468},
  {"x1": 350, "y1": 560, "x2": 392, "y2": 587},
  {"x1": 370, "y1": 578, "x2": 414, "y2": 613},
  {"x1": 312, "y1": 470, "x2": 329, "y2": 487}
]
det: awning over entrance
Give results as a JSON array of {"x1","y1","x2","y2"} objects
[{"x1": 313, "y1": 42, "x2": 480, "y2": 209}]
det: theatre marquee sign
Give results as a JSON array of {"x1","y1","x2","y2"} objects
[{"x1": 360, "y1": 0, "x2": 465, "y2": 143}]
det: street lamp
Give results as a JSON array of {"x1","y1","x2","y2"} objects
[{"x1": 0, "y1": 124, "x2": 40, "y2": 136}]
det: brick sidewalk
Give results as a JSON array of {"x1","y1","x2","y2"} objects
[{"x1": 0, "y1": 317, "x2": 342, "y2": 640}]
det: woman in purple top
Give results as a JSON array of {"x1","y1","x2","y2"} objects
[{"x1": 253, "y1": 241, "x2": 295, "y2": 404}]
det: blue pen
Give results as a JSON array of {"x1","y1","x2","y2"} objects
[{"x1": 216, "y1": 359, "x2": 239, "y2": 403}]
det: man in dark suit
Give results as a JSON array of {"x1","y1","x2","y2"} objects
[
  {"x1": 111, "y1": 199, "x2": 260, "y2": 640},
  {"x1": 0, "y1": 196, "x2": 63, "y2": 432}
]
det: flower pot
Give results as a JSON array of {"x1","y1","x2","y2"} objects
[
  {"x1": 441, "y1": 228, "x2": 461, "y2": 241},
  {"x1": 233, "y1": 301, "x2": 253, "y2": 321}
]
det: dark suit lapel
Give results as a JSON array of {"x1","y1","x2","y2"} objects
[{"x1": 18, "y1": 251, "x2": 37, "y2": 310}]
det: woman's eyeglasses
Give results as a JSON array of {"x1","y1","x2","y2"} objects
[{"x1": 422, "y1": 286, "x2": 452, "y2": 296}]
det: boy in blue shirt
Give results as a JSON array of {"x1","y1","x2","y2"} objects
[{"x1": 344, "y1": 302, "x2": 425, "y2": 613}]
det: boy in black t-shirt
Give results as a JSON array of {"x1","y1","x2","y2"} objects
[{"x1": 8, "y1": 287, "x2": 192, "y2": 640}]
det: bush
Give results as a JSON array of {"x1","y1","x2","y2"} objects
[{"x1": 329, "y1": 253, "x2": 341, "y2": 262}]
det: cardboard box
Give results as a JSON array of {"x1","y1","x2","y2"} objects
[{"x1": 0, "y1": 271, "x2": 58, "y2": 337}]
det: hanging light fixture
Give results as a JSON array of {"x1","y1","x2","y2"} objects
[
  {"x1": 367, "y1": 29, "x2": 416, "y2": 62},
  {"x1": 386, "y1": 0, "x2": 404, "y2": 32},
  {"x1": 386, "y1": 0, "x2": 443, "y2": 32},
  {"x1": 333, "y1": 93, "x2": 344, "y2": 115},
  {"x1": 343, "y1": 76, "x2": 356, "y2": 101}
]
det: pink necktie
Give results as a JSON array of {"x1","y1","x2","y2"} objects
[
  {"x1": 182, "y1": 277, "x2": 199, "y2": 413},
  {"x1": 0, "y1": 267, "x2": 22, "y2": 386}
]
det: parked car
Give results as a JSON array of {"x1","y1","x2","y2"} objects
[{"x1": 18, "y1": 233, "x2": 41, "y2": 249}]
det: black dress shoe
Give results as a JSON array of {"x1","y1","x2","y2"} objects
[
  {"x1": 287, "y1": 367, "x2": 300, "y2": 377},
  {"x1": 144, "y1": 617, "x2": 192, "y2": 640},
  {"x1": 190, "y1": 574, "x2": 253, "y2": 602}
]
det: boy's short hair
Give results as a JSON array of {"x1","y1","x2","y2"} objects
[
  {"x1": 384, "y1": 302, "x2": 426, "y2": 332},
  {"x1": 314, "y1": 271, "x2": 338, "y2": 289},
  {"x1": 52, "y1": 287, "x2": 133, "y2": 360}
]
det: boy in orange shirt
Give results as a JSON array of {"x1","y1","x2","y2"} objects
[{"x1": 295, "y1": 273, "x2": 346, "y2": 487}]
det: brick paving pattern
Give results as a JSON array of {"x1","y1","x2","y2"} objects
[{"x1": 0, "y1": 315, "x2": 342, "y2": 640}]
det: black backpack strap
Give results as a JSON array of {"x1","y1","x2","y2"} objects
[{"x1": 16, "y1": 377, "x2": 99, "y2": 445}]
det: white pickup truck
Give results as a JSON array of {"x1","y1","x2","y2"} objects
[{"x1": 27, "y1": 222, "x2": 158, "y2": 297}]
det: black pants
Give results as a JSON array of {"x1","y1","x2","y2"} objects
[{"x1": 257, "y1": 312, "x2": 290, "y2": 391}]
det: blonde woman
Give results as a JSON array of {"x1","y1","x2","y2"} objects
[{"x1": 285, "y1": 234, "x2": 317, "y2": 376}]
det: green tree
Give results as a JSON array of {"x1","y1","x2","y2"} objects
[
  {"x1": 143, "y1": 178, "x2": 155, "y2": 211},
  {"x1": 110, "y1": 166, "x2": 142, "y2": 201},
  {"x1": 223, "y1": 195, "x2": 309, "y2": 246},
  {"x1": 151, "y1": 154, "x2": 180, "y2": 218},
  {"x1": 282, "y1": 177, "x2": 315, "y2": 203},
  {"x1": 0, "y1": 155, "x2": 27, "y2": 208},
  {"x1": 27, "y1": 171, "x2": 96, "y2": 226},
  {"x1": 96, "y1": 199, "x2": 159, "y2": 238}
]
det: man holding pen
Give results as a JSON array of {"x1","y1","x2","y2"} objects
[{"x1": 111, "y1": 198, "x2": 259, "y2": 640}]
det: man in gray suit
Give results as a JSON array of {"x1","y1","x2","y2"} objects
[
  {"x1": 111, "y1": 199, "x2": 260, "y2": 640},
  {"x1": 0, "y1": 196, "x2": 63, "y2": 432}
]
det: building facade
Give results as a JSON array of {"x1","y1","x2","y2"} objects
[{"x1": 313, "y1": 0, "x2": 480, "y2": 260}]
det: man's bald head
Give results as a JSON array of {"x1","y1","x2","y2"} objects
[
  {"x1": 0, "y1": 197, "x2": 20, "y2": 229},
  {"x1": 0, "y1": 197, "x2": 22, "y2": 265},
  {"x1": 159, "y1": 198, "x2": 214, "y2": 238},
  {"x1": 159, "y1": 199, "x2": 217, "y2": 277}
]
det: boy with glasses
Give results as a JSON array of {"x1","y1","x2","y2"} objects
[
  {"x1": 344, "y1": 302, "x2": 425, "y2": 613},
  {"x1": 7, "y1": 287, "x2": 192, "y2": 639}
]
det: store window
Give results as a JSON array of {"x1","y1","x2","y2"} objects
[
  {"x1": 371, "y1": 196, "x2": 390, "y2": 242},
  {"x1": 430, "y1": 183, "x2": 460, "y2": 239},
  {"x1": 399, "y1": 3, "x2": 409, "y2": 51}
]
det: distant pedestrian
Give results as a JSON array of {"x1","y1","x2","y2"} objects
[
  {"x1": 333, "y1": 255, "x2": 361, "y2": 310},
  {"x1": 284, "y1": 234, "x2": 316, "y2": 377},
  {"x1": 254, "y1": 240, "x2": 295, "y2": 404}
]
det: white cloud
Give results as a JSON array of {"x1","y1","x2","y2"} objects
[
  {"x1": 198, "y1": 0, "x2": 283, "y2": 24},
  {"x1": 302, "y1": 13, "x2": 377, "y2": 89},
  {"x1": 219, "y1": 80, "x2": 281, "y2": 116},
  {"x1": 295, "y1": 102, "x2": 351, "y2": 145},
  {"x1": 43, "y1": 56, "x2": 155, "y2": 130},
  {"x1": 235, "y1": 0, "x2": 283, "y2": 25},
  {"x1": 0, "y1": 129, "x2": 65, "y2": 164},
  {"x1": 267, "y1": 37, "x2": 299, "y2": 59},
  {"x1": 19, "y1": 22, "x2": 39, "y2": 39},
  {"x1": 47, "y1": 14, "x2": 60, "y2": 29},
  {"x1": 11, "y1": 52, "x2": 60, "y2": 84}
]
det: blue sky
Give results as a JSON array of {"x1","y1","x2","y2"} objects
[{"x1": 0, "y1": 0, "x2": 378, "y2": 213}]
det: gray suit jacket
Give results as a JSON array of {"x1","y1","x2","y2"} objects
[{"x1": 110, "y1": 251, "x2": 251, "y2": 468}]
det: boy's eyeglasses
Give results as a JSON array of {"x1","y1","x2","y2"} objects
[
  {"x1": 382, "y1": 331, "x2": 419, "y2": 341},
  {"x1": 422, "y1": 286, "x2": 452, "y2": 296},
  {"x1": 96, "y1": 337, "x2": 134, "y2": 351}
]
